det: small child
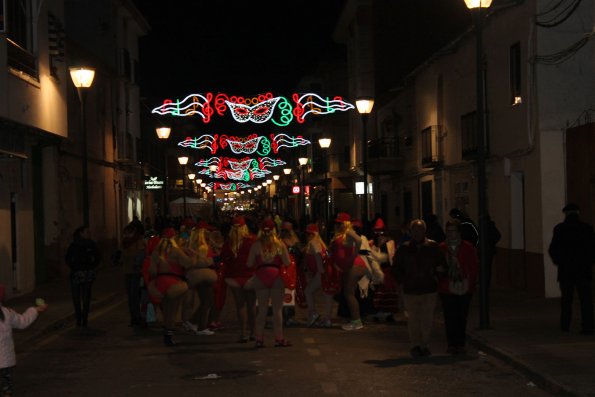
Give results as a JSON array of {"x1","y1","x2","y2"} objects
[{"x1": 0, "y1": 284, "x2": 48, "y2": 397}]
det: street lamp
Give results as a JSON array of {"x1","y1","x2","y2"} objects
[
  {"x1": 356, "y1": 97, "x2": 374, "y2": 230},
  {"x1": 156, "y1": 126, "x2": 171, "y2": 218},
  {"x1": 188, "y1": 173, "x2": 196, "y2": 195},
  {"x1": 318, "y1": 137, "x2": 332, "y2": 240},
  {"x1": 69, "y1": 66, "x2": 95, "y2": 226},
  {"x1": 464, "y1": 0, "x2": 492, "y2": 329},
  {"x1": 178, "y1": 155, "x2": 189, "y2": 218}
]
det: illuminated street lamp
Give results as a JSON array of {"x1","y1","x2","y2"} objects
[
  {"x1": 464, "y1": 0, "x2": 492, "y2": 329},
  {"x1": 356, "y1": 97, "x2": 374, "y2": 229},
  {"x1": 178, "y1": 156, "x2": 189, "y2": 218},
  {"x1": 318, "y1": 136, "x2": 332, "y2": 240},
  {"x1": 69, "y1": 66, "x2": 95, "y2": 226},
  {"x1": 155, "y1": 126, "x2": 171, "y2": 217}
]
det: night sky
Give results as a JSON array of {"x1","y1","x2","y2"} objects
[{"x1": 134, "y1": 1, "x2": 346, "y2": 103}]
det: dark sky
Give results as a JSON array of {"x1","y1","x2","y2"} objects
[{"x1": 135, "y1": 1, "x2": 346, "y2": 103}]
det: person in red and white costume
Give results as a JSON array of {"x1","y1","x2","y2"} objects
[{"x1": 303, "y1": 223, "x2": 334, "y2": 327}]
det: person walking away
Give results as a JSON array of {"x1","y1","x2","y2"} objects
[
  {"x1": 369, "y1": 218, "x2": 399, "y2": 322},
  {"x1": 484, "y1": 215, "x2": 501, "y2": 289},
  {"x1": 393, "y1": 219, "x2": 447, "y2": 358},
  {"x1": 449, "y1": 208, "x2": 479, "y2": 247},
  {"x1": 246, "y1": 219, "x2": 292, "y2": 348},
  {"x1": 548, "y1": 203, "x2": 595, "y2": 335},
  {"x1": 181, "y1": 222, "x2": 218, "y2": 336},
  {"x1": 221, "y1": 215, "x2": 257, "y2": 342},
  {"x1": 120, "y1": 223, "x2": 147, "y2": 328},
  {"x1": 65, "y1": 226, "x2": 102, "y2": 329},
  {"x1": 302, "y1": 223, "x2": 334, "y2": 327},
  {"x1": 150, "y1": 227, "x2": 194, "y2": 346},
  {"x1": 438, "y1": 220, "x2": 479, "y2": 355},
  {"x1": 328, "y1": 212, "x2": 366, "y2": 331},
  {"x1": 0, "y1": 285, "x2": 48, "y2": 397}
]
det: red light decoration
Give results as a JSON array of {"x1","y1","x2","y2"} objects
[{"x1": 152, "y1": 92, "x2": 354, "y2": 125}]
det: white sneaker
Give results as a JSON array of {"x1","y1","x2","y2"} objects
[
  {"x1": 196, "y1": 328, "x2": 215, "y2": 336},
  {"x1": 182, "y1": 320, "x2": 198, "y2": 334},
  {"x1": 341, "y1": 320, "x2": 363, "y2": 331}
]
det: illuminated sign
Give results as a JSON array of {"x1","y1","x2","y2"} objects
[
  {"x1": 144, "y1": 176, "x2": 164, "y2": 190},
  {"x1": 292, "y1": 186, "x2": 300, "y2": 194},
  {"x1": 152, "y1": 92, "x2": 354, "y2": 126}
]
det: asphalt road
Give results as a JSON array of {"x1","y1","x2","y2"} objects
[{"x1": 14, "y1": 297, "x2": 553, "y2": 397}]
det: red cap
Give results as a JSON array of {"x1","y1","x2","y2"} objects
[
  {"x1": 335, "y1": 212, "x2": 351, "y2": 223},
  {"x1": 261, "y1": 219, "x2": 275, "y2": 231},
  {"x1": 374, "y1": 218, "x2": 385, "y2": 230},
  {"x1": 162, "y1": 227, "x2": 177, "y2": 239},
  {"x1": 197, "y1": 220, "x2": 210, "y2": 230},
  {"x1": 232, "y1": 216, "x2": 246, "y2": 226},
  {"x1": 306, "y1": 223, "x2": 319, "y2": 234}
]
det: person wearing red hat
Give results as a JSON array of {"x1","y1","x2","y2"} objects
[
  {"x1": 245, "y1": 218, "x2": 292, "y2": 347},
  {"x1": 330, "y1": 213, "x2": 368, "y2": 331},
  {"x1": 1, "y1": 285, "x2": 48, "y2": 397},
  {"x1": 303, "y1": 223, "x2": 334, "y2": 327},
  {"x1": 180, "y1": 226, "x2": 218, "y2": 336},
  {"x1": 221, "y1": 215, "x2": 258, "y2": 342},
  {"x1": 151, "y1": 227, "x2": 195, "y2": 346},
  {"x1": 369, "y1": 218, "x2": 400, "y2": 322}
]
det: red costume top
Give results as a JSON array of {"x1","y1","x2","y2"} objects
[{"x1": 437, "y1": 240, "x2": 479, "y2": 294}]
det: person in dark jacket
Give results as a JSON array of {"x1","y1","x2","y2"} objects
[
  {"x1": 64, "y1": 226, "x2": 102, "y2": 328},
  {"x1": 548, "y1": 203, "x2": 595, "y2": 335},
  {"x1": 449, "y1": 208, "x2": 479, "y2": 247},
  {"x1": 393, "y1": 219, "x2": 447, "y2": 358},
  {"x1": 424, "y1": 213, "x2": 446, "y2": 243},
  {"x1": 485, "y1": 215, "x2": 501, "y2": 289}
]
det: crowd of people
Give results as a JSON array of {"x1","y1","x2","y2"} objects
[{"x1": 62, "y1": 209, "x2": 507, "y2": 357}]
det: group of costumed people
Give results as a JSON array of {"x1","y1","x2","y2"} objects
[{"x1": 139, "y1": 211, "x2": 479, "y2": 357}]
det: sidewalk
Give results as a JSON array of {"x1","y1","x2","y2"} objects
[{"x1": 6, "y1": 267, "x2": 595, "y2": 396}]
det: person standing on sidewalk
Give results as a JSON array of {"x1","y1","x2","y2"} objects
[
  {"x1": 65, "y1": 226, "x2": 102, "y2": 329},
  {"x1": 120, "y1": 223, "x2": 146, "y2": 328},
  {"x1": 0, "y1": 284, "x2": 48, "y2": 397},
  {"x1": 393, "y1": 219, "x2": 447, "y2": 358},
  {"x1": 438, "y1": 219, "x2": 479, "y2": 355},
  {"x1": 548, "y1": 203, "x2": 595, "y2": 335}
]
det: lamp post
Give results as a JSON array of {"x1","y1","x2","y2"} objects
[
  {"x1": 209, "y1": 164, "x2": 218, "y2": 220},
  {"x1": 299, "y1": 157, "x2": 308, "y2": 228},
  {"x1": 356, "y1": 97, "x2": 374, "y2": 230},
  {"x1": 464, "y1": 0, "x2": 492, "y2": 329},
  {"x1": 318, "y1": 137, "x2": 332, "y2": 240},
  {"x1": 69, "y1": 66, "x2": 96, "y2": 227},
  {"x1": 156, "y1": 126, "x2": 171, "y2": 218},
  {"x1": 178, "y1": 155, "x2": 189, "y2": 218}
]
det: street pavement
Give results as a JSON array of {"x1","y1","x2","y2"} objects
[{"x1": 6, "y1": 264, "x2": 595, "y2": 397}]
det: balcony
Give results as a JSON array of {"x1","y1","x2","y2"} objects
[
  {"x1": 7, "y1": 39, "x2": 38, "y2": 80},
  {"x1": 367, "y1": 137, "x2": 403, "y2": 175}
]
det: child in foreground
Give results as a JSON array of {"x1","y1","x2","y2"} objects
[{"x1": 0, "y1": 284, "x2": 49, "y2": 397}]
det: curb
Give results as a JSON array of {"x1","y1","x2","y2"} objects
[{"x1": 466, "y1": 331, "x2": 580, "y2": 397}]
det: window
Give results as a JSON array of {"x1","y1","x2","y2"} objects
[
  {"x1": 421, "y1": 125, "x2": 441, "y2": 166},
  {"x1": 5, "y1": 0, "x2": 37, "y2": 78},
  {"x1": 510, "y1": 42, "x2": 522, "y2": 105}
]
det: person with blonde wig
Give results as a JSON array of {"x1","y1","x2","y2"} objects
[
  {"x1": 303, "y1": 223, "x2": 334, "y2": 327},
  {"x1": 150, "y1": 227, "x2": 195, "y2": 346},
  {"x1": 181, "y1": 221, "x2": 218, "y2": 336},
  {"x1": 246, "y1": 218, "x2": 292, "y2": 347},
  {"x1": 221, "y1": 215, "x2": 257, "y2": 342},
  {"x1": 329, "y1": 212, "x2": 366, "y2": 331}
]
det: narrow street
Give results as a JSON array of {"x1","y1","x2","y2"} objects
[{"x1": 14, "y1": 296, "x2": 552, "y2": 397}]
